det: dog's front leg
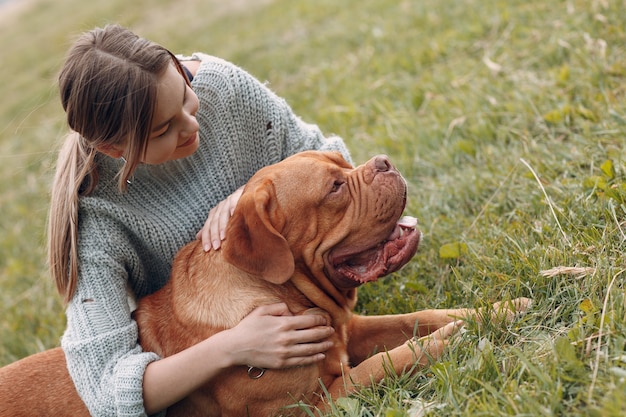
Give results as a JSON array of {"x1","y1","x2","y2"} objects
[
  {"x1": 346, "y1": 308, "x2": 469, "y2": 365},
  {"x1": 320, "y1": 320, "x2": 461, "y2": 405},
  {"x1": 346, "y1": 298, "x2": 531, "y2": 365}
]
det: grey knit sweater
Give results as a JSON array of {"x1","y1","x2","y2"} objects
[{"x1": 61, "y1": 53, "x2": 351, "y2": 416}]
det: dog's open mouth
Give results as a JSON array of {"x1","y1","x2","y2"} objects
[{"x1": 326, "y1": 216, "x2": 421, "y2": 289}]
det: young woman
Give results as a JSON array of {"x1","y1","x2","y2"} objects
[{"x1": 49, "y1": 24, "x2": 351, "y2": 416}]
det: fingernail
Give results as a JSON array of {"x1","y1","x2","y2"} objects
[
  {"x1": 203, "y1": 243, "x2": 211, "y2": 252},
  {"x1": 212, "y1": 240, "x2": 220, "y2": 250}
]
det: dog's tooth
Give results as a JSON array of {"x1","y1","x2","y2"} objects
[{"x1": 398, "y1": 216, "x2": 418, "y2": 228}]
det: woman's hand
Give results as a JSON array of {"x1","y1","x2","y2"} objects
[
  {"x1": 197, "y1": 186, "x2": 244, "y2": 251},
  {"x1": 224, "y1": 303, "x2": 335, "y2": 369}
]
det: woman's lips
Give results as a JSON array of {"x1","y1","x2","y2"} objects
[{"x1": 178, "y1": 132, "x2": 198, "y2": 148}]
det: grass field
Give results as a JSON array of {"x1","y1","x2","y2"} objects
[{"x1": 1, "y1": 0, "x2": 626, "y2": 415}]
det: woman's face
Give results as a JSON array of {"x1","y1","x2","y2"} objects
[{"x1": 142, "y1": 63, "x2": 200, "y2": 164}]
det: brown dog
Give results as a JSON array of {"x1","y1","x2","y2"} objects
[{"x1": 0, "y1": 151, "x2": 529, "y2": 416}]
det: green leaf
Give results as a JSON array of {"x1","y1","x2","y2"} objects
[
  {"x1": 600, "y1": 159, "x2": 615, "y2": 179},
  {"x1": 405, "y1": 281, "x2": 429, "y2": 294},
  {"x1": 439, "y1": 242, "x2": 468, "y2": 259},
  {"x1": 579, "y1": 299, "x2": 595, "y2": 313},
  {"x1": 335, "y1": 397, "x2": 360, "y2": 414},
  {"x1": 555, "y1": 337, "x2": 577, "y2": 362},
  {"x1": 554, "y1": 336, "x2": 586, "y2": 380}
]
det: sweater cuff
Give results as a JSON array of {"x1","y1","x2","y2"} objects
[{"x1": 114, "y1": 350, "x2": 164, "y2": 417}]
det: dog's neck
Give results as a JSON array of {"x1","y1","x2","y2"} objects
[{"x1": 290, "y1": 272, "x2": 357, "y2": 325}]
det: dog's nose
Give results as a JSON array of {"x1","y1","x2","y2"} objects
[
  {"x1": 363, "y1": 155, "x2": 397, "y2": 184},
  {"x1": 373, "y1": 155, "x2": 392, "y2": 172}
]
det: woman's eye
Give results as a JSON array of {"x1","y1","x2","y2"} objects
[{"x1": 156, "y1": 125, "x2": 170, "y2": 138}]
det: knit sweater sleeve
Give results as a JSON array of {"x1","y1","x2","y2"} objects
[
  {"x1": 61, "y1": 201, "x2": 165, "y2": 417},
  {"x1": 272, "y1": 95, "x2": 352, "y2": 164},
  {"x1": 190, "y1": 53, "x2": 353, "y2": 167}
]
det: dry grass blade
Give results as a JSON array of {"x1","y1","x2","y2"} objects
[{"x1": 540, "y1": 266, "x2": 597, "y2": 279}]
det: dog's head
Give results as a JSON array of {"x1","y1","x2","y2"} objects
[{"x1": 222, "y1": 151, "x2": 421, "y2": 290}]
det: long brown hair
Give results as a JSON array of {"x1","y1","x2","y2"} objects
[{"x1": 49, "y1": 25, "x2": 188, "y2": 302}]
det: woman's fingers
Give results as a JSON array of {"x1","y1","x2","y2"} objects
[
  {"x1": 196, "y1": 203, "x2": 228, "y2": 251},
  {"x1": 286, "y1": 325, "x2": 335, "y2": 346},
  {"x1": 208, "y1": 205, "x2": 229, "y2": 250},
  {"x1": 288, "y1": 340, "x2": 334, "y2": 357},
  {"x1": 280, "y1": 352, "x2": 327, "y2": 367},
  {"x1": 249, "y1": 302, "x2": 293, "y2": 317},
  {"x1": 197, "y1": 186, "x2": 244, "y2": 251}
]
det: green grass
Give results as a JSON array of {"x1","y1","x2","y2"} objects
[{"x1": 1, "y1": 0, "x2": 625, "y2": 415}]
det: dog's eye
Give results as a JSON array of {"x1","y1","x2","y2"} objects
[{"x1": 330, "y1": 180, "x2": 345, "y2": 194}]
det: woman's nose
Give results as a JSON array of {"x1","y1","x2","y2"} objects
[{"x1": 181, "y1": 116, "x2": 199, "y2": 138}]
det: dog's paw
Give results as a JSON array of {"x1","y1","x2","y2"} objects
[
  {"x1": 428, "y1": 319, "x2": 465, "y2": 341},
  {"x1": 417, "y1": 320, "x2": 464, "y2": 350},
  {"x1": 491, "y1": 297, "x2": 532, "y2": 322},
  {"x1": 410, "y1": 320, "x2": 464, "y2": 364}
]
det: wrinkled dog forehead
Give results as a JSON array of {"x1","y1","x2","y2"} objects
[
  {"x1": 248, "y1": 151, "x2": 348, "y2": 186},
  {"x1": 272, "y1": 156, "x2": 351, "y2": 198}
]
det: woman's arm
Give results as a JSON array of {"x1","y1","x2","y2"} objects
[
  {"x1": 65, "y1": 261, "x2": 333, "y2": 416},
  {"x1": 143, "y1": 303, "x2": 333, "y2": 414}
]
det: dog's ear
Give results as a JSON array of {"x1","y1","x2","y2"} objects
[{"x1": 222, "y1": 180, "x2": 294, "y2": 284}]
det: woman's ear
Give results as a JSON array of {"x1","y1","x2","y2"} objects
[{"x1": 96, "y1": 143, "x2": 125, "y2": 159}]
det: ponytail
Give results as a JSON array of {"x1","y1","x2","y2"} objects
[{"x1": 48, "y1": 132, "x2": 98, "y2": 303}]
